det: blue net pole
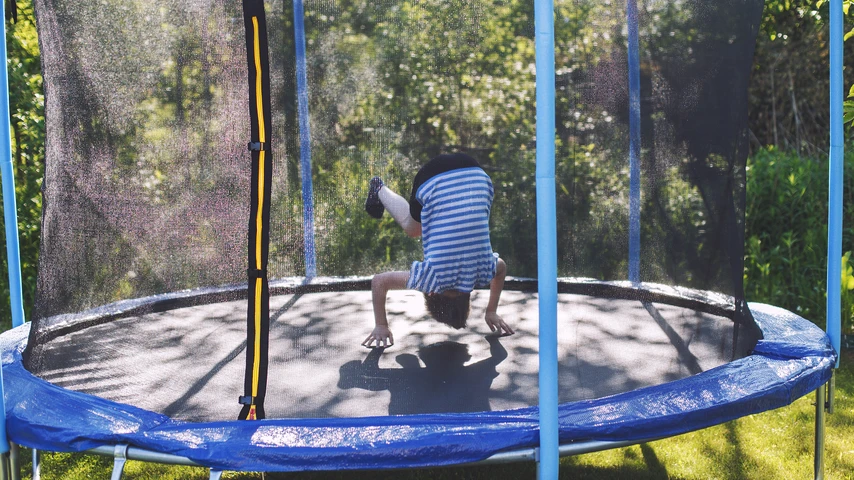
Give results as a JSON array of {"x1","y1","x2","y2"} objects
[
  {"x1": 0, "y1": 7, "x2": 23, "y2": 330},
  {"x1": 534, "y1": 0, "x2": 558, "y2": 477},
  {"x1": 293, "y1": 0, "x2": 317, "y2": 279},
  {"x1": 827, "y1": 0, "x2": 843, "y2": 367},
  {"x1": 0, "y1": 0, "x2": 18, "y2": 456},
  {"x1": 627, "y1": 0, "x2": 641, "y2": 284}
]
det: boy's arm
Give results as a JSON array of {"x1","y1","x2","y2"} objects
[
  {"x1": 485, "y1": 258, "x2": 514, "y2": 335},
  {"x1": 362, "y1": 271, "x2": 409, "y2": 347}
]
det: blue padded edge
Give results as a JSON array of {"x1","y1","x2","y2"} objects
[{"x1": 1, "y1": 302, "x2": 836, "y2": 471}]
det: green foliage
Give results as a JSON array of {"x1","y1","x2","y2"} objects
[
  {"x1": 744, "y1": 147, "x2": 854, "y2": 331},
  {"x1": 818, "y1": 0, "x2": 854, "y2": 131},
  {"x1": 843, "y1": 251, "x2": 854, "y2": 331},
  {"x1": 271, "y1": 0, "x2": 542, "y2": 277},
  {"x1": 750, "y1": 0, "x2": 854, "y2": 150},
  {"x1": 816, "y1": 0, "x2": 854, "y2": 38},
  {"x1": 0, "y1": 0, "x2": 848, "y2": 328},
  {"x1": 0, "y1": 0, "x2": 846, "y2": 329},
  {"x1": 847, "y1": 66, "x2": 854, "y2": 132},
  {"x1": 297, "y1": 0, "x2": 762, "y2": 288}
]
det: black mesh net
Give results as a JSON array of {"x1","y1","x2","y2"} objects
[
  {"x1": 33, "y1": 0, "x2": 251, "y2": 319},
  {"x1": 25, "y1": 0, "x2": 765, "y2": 421}
]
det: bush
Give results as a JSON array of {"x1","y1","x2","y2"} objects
[{"x1": 744, "y1": 147, "x2": 854, "y2": 332}]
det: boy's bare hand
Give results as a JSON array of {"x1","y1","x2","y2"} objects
[
  {"x1": 485, "y1": 312, "x2": 514, "y2": 336},
  {"x1": 362, "y1": 325, "x2": 394, "y2": 348}
]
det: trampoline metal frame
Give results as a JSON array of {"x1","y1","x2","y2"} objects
[
  {"x1": 2, "y1": 288, "x2": 836, "y2": 480},
  {"x1": 0, "y1": 434, "x2": 672, "y2": 480},
  {"x1": 0, "y1": 0, "x2": 844, "y2": 478},
  {"x1": 74, "y1": 436, "x2": 675, "y2": 480},
  {"x1": 5, "y1": 376, "x2": 833, "y2": 479}
]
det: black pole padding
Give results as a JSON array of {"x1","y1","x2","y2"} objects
[{"x1": 239, "y1": 0, "x2": 273, "y2": 421}]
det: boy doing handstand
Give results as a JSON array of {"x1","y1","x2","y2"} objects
[{"x1": 362, "y1": 153, "x2": 514, "y2": 348}]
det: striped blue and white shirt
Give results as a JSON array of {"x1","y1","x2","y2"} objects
[{"x1": 406, "y1": 166, "x2": 498, "y2": 293}]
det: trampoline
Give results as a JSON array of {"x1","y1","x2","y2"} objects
[{"x1": 0, "y1": 0, "x2": 841, "y2": 477}]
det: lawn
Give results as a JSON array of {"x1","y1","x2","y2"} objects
[{"x1": 16, "y1": 351, "x2": 852, "y2": 480}]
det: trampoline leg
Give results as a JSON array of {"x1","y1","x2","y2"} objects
[
  {"x1": 814, "y1": 383, "x2": 827, "y2": 480},
  {"x1": 828, "y1": 370, "x2": 836, "y2": 414},
  {"x1": 209, "y1": 469, "x2": 223, "y2": 480},
  {"x1": 110, "y1": 445, "x2": 128, "y2": 480},
  {"x1": 31, "y1": 449, "x2": 39, "y2": 480},
  {"x1": 7, "y1": 444, "x2": 18, "y2": 480},
  {"x1": 0, "y1": 452, "x2": 10, "y2": 480}
]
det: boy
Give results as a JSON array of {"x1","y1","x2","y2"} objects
[{"x1": 362, "y1": 153, "x2": 514, "y2": 348}]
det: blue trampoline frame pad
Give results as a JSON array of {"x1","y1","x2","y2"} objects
[{"x1": 0, "y1": 302, "x2": 835, "y2": 472}]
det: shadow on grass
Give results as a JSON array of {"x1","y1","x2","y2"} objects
[
  {"x1": 17, "y1": 450, "x2": 687, "y2": 480},
  {"x1": 264, "y1": 459, "x2": 680, "y2": 480},
  {"x1": 639, "y1": 443, "x2": 668, "y2": 478}
]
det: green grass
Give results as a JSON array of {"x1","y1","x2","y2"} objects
[{"x1": 15, "y1": 351, "x2": 853, "y2": 480}]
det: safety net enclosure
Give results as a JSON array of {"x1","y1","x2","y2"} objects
[{"x1": 0, "y1": 0, "x2": 836, "y2": 473}]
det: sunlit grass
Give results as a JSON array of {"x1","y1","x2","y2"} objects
[{"x1": 15, "y1": 351, "x2": 853, "y2": 480}]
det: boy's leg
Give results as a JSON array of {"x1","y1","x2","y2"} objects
[{"x1": 379, "y1": 186, "x2": 422, "y2": 237}]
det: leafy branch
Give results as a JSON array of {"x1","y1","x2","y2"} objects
[{"x1": 816, "y1": 0, "x2": 854, "y2": 128}]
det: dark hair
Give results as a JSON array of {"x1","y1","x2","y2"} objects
[
  {"x1": 418, "y1": 341, "x2": 471, "y2": 366},
  {"x1": 423, "y1": 292, "x2": 471, "y2": 329}
]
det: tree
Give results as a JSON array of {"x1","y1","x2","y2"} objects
[{"x1": 749, "y1": 0, "x2": 854, "y2": 151}]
